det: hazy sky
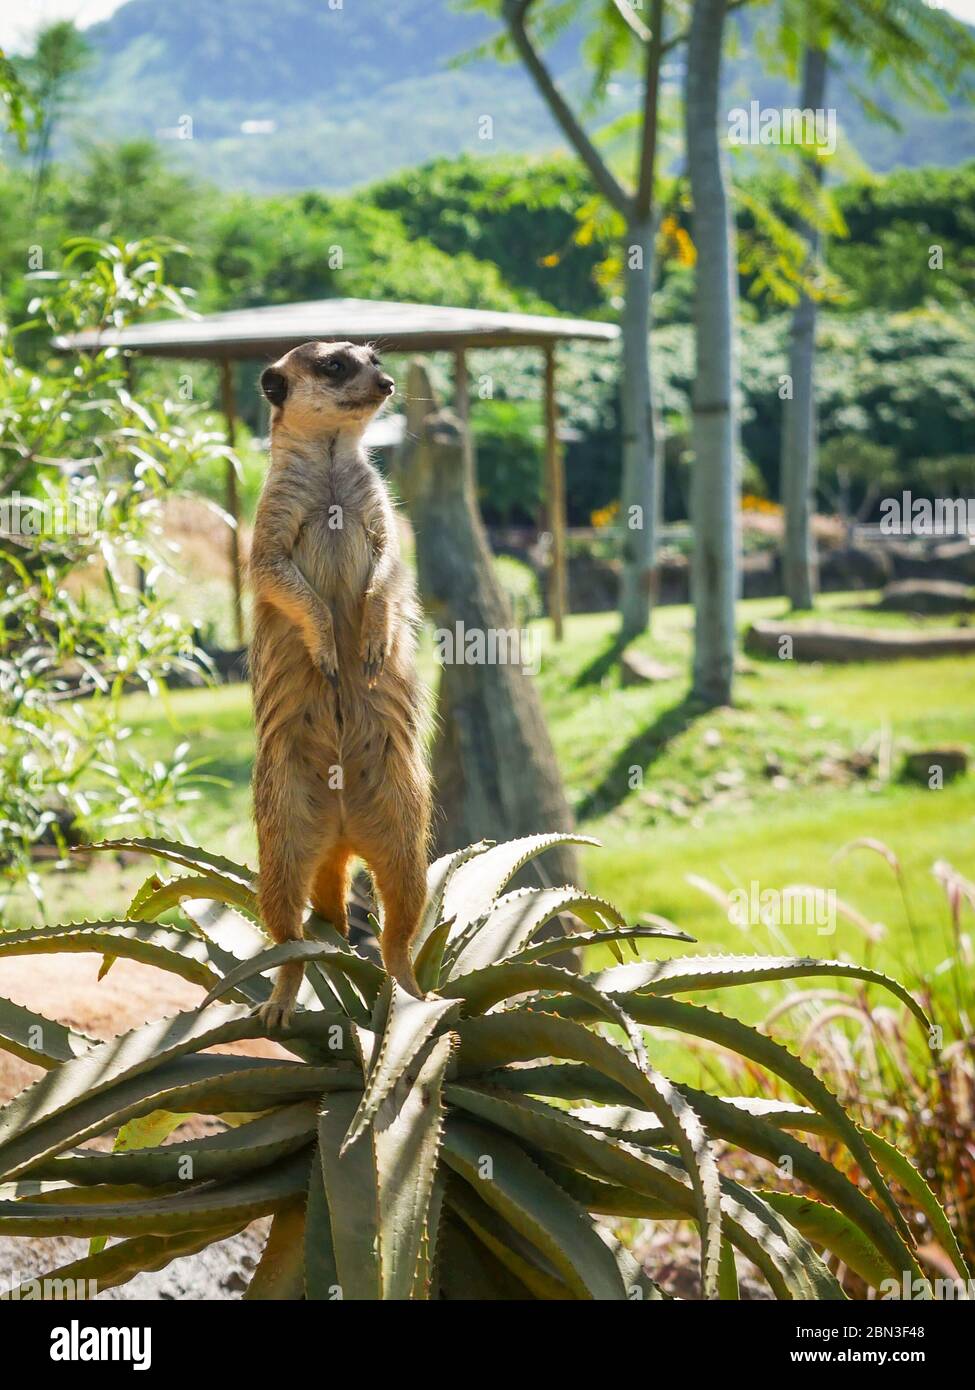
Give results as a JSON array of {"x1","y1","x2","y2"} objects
[{"x1": 2, "y1": 0, "x2": 975, "y2": 53}]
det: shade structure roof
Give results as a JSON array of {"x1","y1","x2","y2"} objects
[{"x1": 55, "y1": 297, "x2": 621, "y2": 361}]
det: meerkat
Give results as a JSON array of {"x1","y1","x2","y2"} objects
[{"x1": 249, "y1": 340, "x2": 431, "y2": 1026}]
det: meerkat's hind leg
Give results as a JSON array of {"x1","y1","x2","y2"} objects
[
  {"x1": 260, "y1": 961, "x2": 306, "y2": 1032},
  {"x1": 255, "y1": 786, "x2": 321, "y2": 1031},
  {"x1": 309, "y1": 841, "x2": 353, "y2": 937},
  {"x1": 365, "y1": 836, "x2": 428, "y2": 998}
]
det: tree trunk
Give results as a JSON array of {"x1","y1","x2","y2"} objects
[
  {"x1": 618, "y1": 216, "x2": 659, "y2": 640},
  {"x1": 781, "y1": 45, "x2": 828, "y2": 611},
  {"x1": 686, "y1": 0, "x2": 738, "y2": 708},
  {"x1": 395, "y1": 360, "x2": 581, "y2": 888}
]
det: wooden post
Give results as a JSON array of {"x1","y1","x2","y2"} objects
[
  {"x1": 453, "y1": 347, "x2": 475, "y2": 485},
  {"x1": 219, "y1": 359, "x2": 245, "y2": 647},
  {"x1": 543, "y1": 345, "x2": 567, "y2": 640}
]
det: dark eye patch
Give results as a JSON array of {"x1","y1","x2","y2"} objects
[{"x1": 315, "y1": 356, "x2": 351, "y2": 379}]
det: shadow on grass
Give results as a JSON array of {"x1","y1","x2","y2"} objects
[
  {"x1": 576, "y1": 692, "x2": 705, "y2": 821},
  {"x1": 573, "y1": 631, "x2": 630, "y2": 689}
]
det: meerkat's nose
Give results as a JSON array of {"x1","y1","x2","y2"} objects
[{"x1": 378, "y1": 374, "x2": 395, "y2": 395}]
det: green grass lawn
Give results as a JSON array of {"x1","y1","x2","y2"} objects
[{"x1": 14, "y1": 592, "x2": 974, "y2": 1029}]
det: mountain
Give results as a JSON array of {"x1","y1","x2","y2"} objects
[{"x1": 59, "y1": 0, "x2": 975, "y2": 191}]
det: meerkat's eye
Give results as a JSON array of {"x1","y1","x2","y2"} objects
[{"x1": 316, "y1": 357, "x2": 349, "y2": 380}]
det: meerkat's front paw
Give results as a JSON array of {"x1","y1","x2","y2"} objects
[
  {"x1": 315, "y1": 642, "x2": 339, "y2": 689},
  {"x1": 361, "y1": 633, "x2": 387, "y2": 687}
]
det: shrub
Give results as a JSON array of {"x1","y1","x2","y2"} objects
[
  {"x1": 0, "y1": 833, "x2": 963, "y2": 1300},
  {"x1": 0, "y1": 238, "x2": 226, "y2": 899}
]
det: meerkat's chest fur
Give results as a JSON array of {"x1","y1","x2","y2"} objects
[{"x1": 288, "y1": 438, "x2": 382, "y2": 602}]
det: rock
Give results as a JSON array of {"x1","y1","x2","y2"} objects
[
  {"x1": 819, "y1": 544, "x2": 892, "y2": 592},
  {"x1": 902, "y1": 747, "x2": 968, "y2": 784},
  {"x1": 875, "y1": 580, "x2": 975, "y2": 615},
  {"x1": 620, "y1": 650, "x2": 680, "y2": 685}
]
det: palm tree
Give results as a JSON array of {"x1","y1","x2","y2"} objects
[
  {"x1": 777, "y1": 0, "x2": 975, "y2": 609},
  {"x1": 685, "y1": 0, "x2": 738, "y2": 707},
  {"x1": 498, "y1": 0, "x2": 668, "y2": 640},
  {"x1": 780, "y1": 40, "x2": 827, "y2": 611}
]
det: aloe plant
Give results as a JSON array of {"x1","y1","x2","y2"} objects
[{"x1": 0, "y1": 832, "x2": 964, "y2": 1300}]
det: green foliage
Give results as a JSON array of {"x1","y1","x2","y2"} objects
[
  {"x1": 0, "y1": 830, "x2": 961, "y2": 1299},
  {"x1": 0, "y1": 239, "x2": 226, "y2": 900},
  {"x1": 368, "y1": 153, "x2": 612, "y2": 315},
  {"x1": 492, "y1": 553, "x2": 542, "y2": 625},
  {"x1": 655, "y1": 304, "x2": 975, "y2": 502}
]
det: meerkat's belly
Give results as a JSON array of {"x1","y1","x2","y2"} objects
[{"x1": 295, "y1": 511, "x2": 373, "y2": 613}]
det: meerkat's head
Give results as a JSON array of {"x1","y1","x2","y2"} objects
[{"x1": 259, "y1": 340, "x2": 394, "y2": 438}]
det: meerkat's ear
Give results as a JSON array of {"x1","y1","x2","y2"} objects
[{"x1": 260, "y1": 367, "x2": 288, "y2": 407}]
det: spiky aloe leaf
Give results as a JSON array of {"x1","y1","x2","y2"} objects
[
  {"x1": 436, "y1": 1211, "x2": 538, "y2": 1299},
  {"x1": 0, "y1": 1152, "x2": 310, "y2": 1236},
  {"x1": 535, "y1": 992, "x2": 915, "y2": 1248},
  {"x1": 572, "y1": 1084, "x2": 922, "y2": 1285},
  {"x1": 0, "y1": 921, "x2": 231, "y2": 997},
  {"x1": 413, "y1": 915, "x2": 454, "y2": 993},
  {"x1": 0, "y1": 1220, "x2": 250, "y2": 1300},
  {"x1": 0, "y1": 1003, "x2": 256, "y2": 1171},
  {"x1": 375, "y1": 1031, "x2": 453, "y2": 1299},
  {"x1": 455, "y1": 1011, "x2": 723, "y2": 1298},
  {"x1": 33, "y1": 1104, "x2": 318, "y2": 1187},
  {"x1": 0, "y1": 995, "x2": 96, "y2": 1069},
  {"x1": 590, "y1": 956, "x2": 931, "y2": 1033},
  {"x1": 724, "y1": 1098, "x2": 972, "y2": 1282},
  {"x1": 86, "y1": 1109, "x2": 188, "y2": 1257},
  {"x1": 444, "y1": 1172, "x2": 571, "y2": 1298},
  {"x1": 317, "y1": 1091, "x2": 380, "y2": 1299},
  {"x1": 445, "y1": 1083, "x2": 838, "y2": 1300},
  {"x1": 244, "y1": 1201, "x2": 307, "y2": 1299},
  {"x1": 342, "y1": 981, "x2": 460, "y2": 1152},
  {"x1": 0, "y1": 1040, "x2": 352, "y2": 1183},
  {"x1": 483, "y1": 1062, "x2": 637, "y2": 1105},
  {"x1": 128, "y1": 871, "x2": 259, "y2": 925},
  {"x1": 513, "y1": 924, "x2": 695, "y2": 966},
  {"x1": 447, "y1": 886, "x2": 627, "y2": 977},
  {"x1": 443, "y1": 961, "x2": 648, "y2": 1070},
  {"x1": 442, "y1": 1115, "x2": 628, "y2": 1300},
  {"x1": 200, "y1": 940, "x2": 383, "y2": 1011},
  {"x1": 718, "y1": 1240, "x2": 739, "y2": 1300},
  {"x1": 598, "y1": 1226, "x2": 668, "y2": 1300},
  {"x1": 758, "y1": 1191, "x2": 892, "y2": 1292},
  {"x1": 304, "y1": 912, "x2": 372, "y2": 1020},
  {"x1": 77, "y1": 836, "x2": 256, "y2": 889},
  {"x1": 412, "y1": 840, "x2": 494, "y2": 959},
  {"x1": 444, "y1": 834, "x2": 600, "y2": 941},
  {"x1": 305, "y1": 1144, "x2": 339, "y2": 1300}
]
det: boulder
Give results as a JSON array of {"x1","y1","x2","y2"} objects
[
  {"x1": 875, "y1": 580, "x2": 975, "y2": 615},
  {"x1": 902, "y1": 747, "x2": 968, "y2": 784}
]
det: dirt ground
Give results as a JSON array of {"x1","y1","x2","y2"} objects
[{"x1": 0, "y1": 954, "x2": 289, "y2": 1300}]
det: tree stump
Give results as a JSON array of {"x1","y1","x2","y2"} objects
[
  {"x1": 394, "y1": 361, "x2": 581, "y2": 888},
  {"x1": 745, "y1": 618, "x2": 975, "y2": 662}
]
